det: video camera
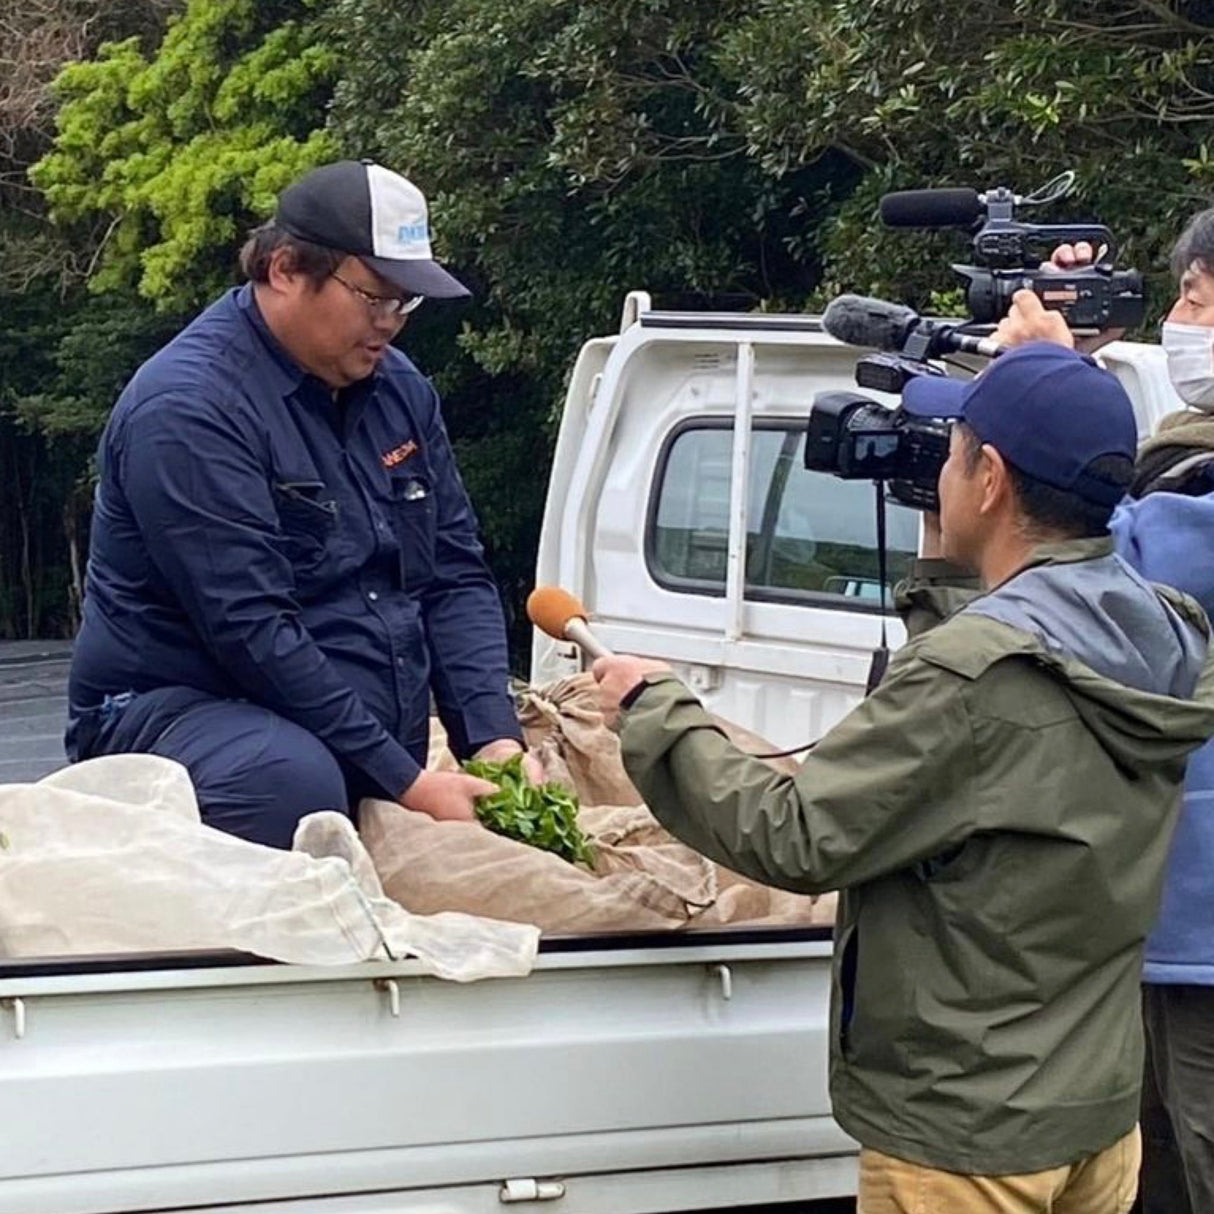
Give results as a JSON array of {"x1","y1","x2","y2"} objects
[
  {"x1": 806, "y1": 390, "x2": 950, "y2": 511},
  {"x1": 804, "y1": 172, "x2": 1144, "y2": 512},
  {"x1": 880, "y1": 170, "x2": 1145, "y2": 331}
]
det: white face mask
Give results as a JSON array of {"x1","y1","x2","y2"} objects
[{"x1": 1162, "y1": 321, "x2": 1214, "y2": 411}]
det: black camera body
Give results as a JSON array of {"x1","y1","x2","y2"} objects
[
  {"x1": 959, "y1": 264, "x2": 1144, "y2": 329},
  {"x1": 805, "y1": 391, "x2": 951, "y2": 512},
  {"x1": 879, "y1": 177, "x2": 1146, "y2": 331},
  {"x1": 954, "y1": 188, "x2": 1144, "y2": 329}
]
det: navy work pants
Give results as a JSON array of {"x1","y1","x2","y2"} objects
[
  {"x1": 73, "y1": 687, "x2": 395, "y2": 850},
  {"x1": 1139, "y1": 984, "x2": 1214, "y2": 1214}
]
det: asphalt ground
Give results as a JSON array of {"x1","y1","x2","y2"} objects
[{"x1": 0, "y1": 640, "x2": 71, "y2": 784}]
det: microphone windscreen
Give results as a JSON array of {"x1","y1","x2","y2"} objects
[
  {"x1": 822, "y1": 294, "x2": 918, "y2": 352},
  {"x1": 879, "y1": 188, "x2": 982, "y2": 228},
  {"x1": 527, "y1": 586, "x2": 587, "y2": 641}
]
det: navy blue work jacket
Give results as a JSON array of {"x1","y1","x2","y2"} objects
[{"x1": 68, "y1": 285, "x2": 521, "y2": 797}]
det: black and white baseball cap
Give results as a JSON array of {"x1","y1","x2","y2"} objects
[{"x1": 275, "y1": 159, "x2": 470, "y2": 299}]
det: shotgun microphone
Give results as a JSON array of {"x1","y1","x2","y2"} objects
[{"x1": 822, "y1": 294, "x2": 1003, "y2": 359}]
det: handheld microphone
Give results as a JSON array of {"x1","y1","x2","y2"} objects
[
  {"x1": 526, "y1": 587, "x2": 613, "y2": 660},
  {"x1": 822, "y1": 294, "x2": 1003, "y2": 359}
]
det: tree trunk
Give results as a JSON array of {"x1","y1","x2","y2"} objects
[
  {"x1": 12, "y1": 454, "x2": 34, "y2": 639},
  {"x1": 20, "y1": 492, "x2": 34, "y2": 641},
  {"x1": 64, "y1": 494, "x2": 83, "y2": 634}
]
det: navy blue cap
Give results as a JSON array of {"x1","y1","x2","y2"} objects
[
  {"x1": 276, "y1": 160, "x2": 470, "y2": 299},
  {"x1": 902, "y1": 342, "x2": 1137, "y2": 506}
]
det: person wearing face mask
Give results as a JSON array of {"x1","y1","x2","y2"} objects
[
  {"x1": 66, "y1": 160, "x2": 541, "y2": 849},
  {"x1": 994, "y1": 209, "x2": 1214, "y2": 1214}
]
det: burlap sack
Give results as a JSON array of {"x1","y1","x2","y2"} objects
[
  {"x1": 360, "y1": 800, "x2": 718, "y2": 934},
  {"x1": 516, "y1": 672, "x2": 831, "y2": 929},
  {"x1": 707, "y1": 874, "x2": 837, "y2": 928},
  {"x1": 425, "y1": 722, "x2": 460, "y2": 772},
  {"x1": 518, "y1": 675, "x2": 645, "y2": 806},
  {"x1": 379, "y1": 675, "x2": 836, "y2": 934},
  {"x1": 520, "y1": 670, "x2": 803, "y2": 779},
  {"x1": 431, "y1": 672, "x2": 804, "y2": 787}
]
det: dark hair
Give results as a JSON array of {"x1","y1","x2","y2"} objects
[
  {"x1": 1171, "y1": 206, "x2": 1214, "y2": 281},
  {"x1": 238, "y1": 221, "x2": 344, "y2": 287},
  {"x1": 957, "y1": 422, "x2": 1132, "y2": 539}
]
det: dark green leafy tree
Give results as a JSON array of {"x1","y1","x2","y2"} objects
[
  {"x1": 0, "y1": 0, "x2": 182, "y2": 637},
  {"x1": 11, "y1": 0, "x2": 1214, "y2": 654},
  {"x1": 719, "y1": 0, "x2": 1214, "y2": 323}
]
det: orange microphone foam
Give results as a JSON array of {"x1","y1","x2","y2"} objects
[
  {"x1": 526, "y1": 586, "x2": 587, "y2": 641},
  {"x1": 527, "y1": 586, "x2": 613, "y2": 659}
]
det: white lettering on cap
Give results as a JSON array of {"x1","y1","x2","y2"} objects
[{"x1": 367, "y1": 163, "x2": 432, "y2": 261}]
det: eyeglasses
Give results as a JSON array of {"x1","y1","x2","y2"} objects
[{"x1": 330, "y1": 272, "x2": 424, "y2": 319}]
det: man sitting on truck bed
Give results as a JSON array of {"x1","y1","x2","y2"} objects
[
  {"x1": 594, "y1": 343, "x2": 1214, "y2": 1213},
  {"x1": 66, "y1": 160, "x2": 538, "y2": 848}
]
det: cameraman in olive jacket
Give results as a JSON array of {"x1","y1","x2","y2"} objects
[{"x1": 594, "y1": 343, "x2": 1214, "y2": 1213}]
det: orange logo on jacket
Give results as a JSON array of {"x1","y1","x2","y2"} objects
[{"x1": 381, "y1": 440, "x2": 419, "y2": 469}]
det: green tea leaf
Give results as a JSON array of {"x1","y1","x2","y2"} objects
[{"x1": 463, "y1": 753, "x2": 595, "y2": 867}]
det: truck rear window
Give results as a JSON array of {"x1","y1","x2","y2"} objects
[{"x1": 648, "y1": 419, "x2": 918, "y2": 609}]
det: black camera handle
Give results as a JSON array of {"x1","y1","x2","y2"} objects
[
  {"x1": 974, "y1": 176, "x2": 1117, "y2": 271},
  {"x1": 866, "y1": 481, "x2": 892, "y2": 695},
  {"x1": 973, "y1": 219, "x2": 1118, "y2": 271}
]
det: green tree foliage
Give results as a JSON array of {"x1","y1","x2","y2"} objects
[
  {"x1": 719, "y1": 0, "x2": 1214, "y2": 322},
  {"x1": 329, "y1": 0, "x2": 850, "y2": 379},
  {"x1": 31, "y1": 0, "x2": 339, "y2": 310},
  {"x1": 9, "y1": 0, "x2": 1214, "y2": 654},
  {"x1": 0, "y1": 0, "x2": 183, "y2": 637}
]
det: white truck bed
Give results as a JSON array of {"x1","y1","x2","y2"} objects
[
  {"x1": 0, "y1": 612, "x2": 853, "y2": 1214},
  {"x1": 0, "y1": 932, "x2": 850, "y2": 1213}
]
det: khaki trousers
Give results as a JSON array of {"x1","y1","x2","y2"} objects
[{"x1": 858, "y1": 1127, "x2": 1141, "y2": 1214}]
